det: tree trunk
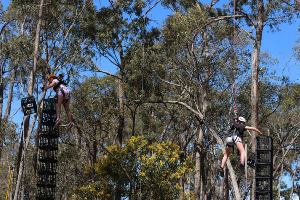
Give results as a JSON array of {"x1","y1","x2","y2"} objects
[
  {"x1": 4, "y1": 67, "x2": 16, "y2": 121},
  {"x1": 210, "y1": 128, "x2": 241, "y2": 199},
  {"x1": 116, "y1": 78, "x2": 125, "y2": 146},
  {"x1": 13, "y1": 0, "x2": 44, "y2": 199},
  {"x1": 194, "y1": 127, "x2": 204, "y2": 200},
  {"x1": 278, "y1": 164, "x2": 283, "y2": 198},
  {"x1": 179, "y1": 176, "x2": 185, "y2": 200},
  {"x1": 0, "y1": 63, "x2": 4, "y2": 160},
  {"x1": 115, "y1": 76, "x2": 124, "y2": 200},
  {"x1": 200, "y1": 149, "x2": 207, "y2": 199},
  {"x1": 251, "y1": 0, "x2": 264, "y2": 199},
  {"x1": 224, "y1": 168, "x2": 229, "y2": 200},
  {"x1": 92, "y1": 138, "x2": 98, "y2": 165},
  {"x1": 1, "y1": 66, "x2": 16, "y2": 159}
]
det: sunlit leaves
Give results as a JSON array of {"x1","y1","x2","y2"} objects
[{"x1": 76, "y1": 136, "x2": 192, "y2": 199}]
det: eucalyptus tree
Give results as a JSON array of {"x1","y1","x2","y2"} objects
[
  {"x1": 266, "y1": 83, "x2": 300, "y2": 199},
  {"x1": 231, "y1": 0, "x2": 299, "y2": 134},
  {"x1": 2, "y1": 0, "x2": 95, "y2": 198},
  {"x1": 82, "y1": 0, "x2": 164, "y2": 149},
  {"x1": 160, "y1": 4, "x2": 251, "y2": 199},
  {"x1": 232, "y1": 0, "x2": 300, "y2": 197},
  {"x1": 54, "y1": 76, "x2": 119, "y2": 198},
  {"x1": 71, "y1": 76, "x2": 119, "y2": 164}
]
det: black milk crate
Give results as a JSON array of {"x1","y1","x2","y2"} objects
[
  {"x1": 255, "y1": 178, "x2": 272, "y2": 192},
  {"x1": 38, "y1": 169, "x2": 57, "y2": 176},
  {"x1": 42, "y1": 98, "x2": 56, "y2": 114},
  {"x1": 37, "y1": 174, "x2": 56, "y2": 188},
  {"x1": 38, "y1": 150, "x2": 58, "y2": 163},
  {"x1": 36, "y1": 188, "x2": 56, "y2": 200},
  {"x1": 256, "y1": 150, "x2": 272, "y2": 164},
  {"x1": 37, "y1": 188, "x2": 56, "y2": 195},
  {"x1": 40, "y1": 126, "x2": 59, "y2": 138},
  {"x1": 37, "y1": 98, "x2": 58, "y2": 200},
  {"x1": 41, "y1": 113, "x2": 56, "y2": 126},
  {"x1": 38, "y1": 137, "x2": 58, "y2": 151},
  {"x1": 38, "y1": 161, "x2": 57, "y2": 169},
  {"x1": 257, "y1": 136, "x2": 273, "y2": 151},
  {"x1": 21, "y1": 96, "x2": 37, "y2": 115},
  {"x1": 248, "y1": 152, "x2": 256, "y2": 168},
  {"x1": 256, "y1": 164, "x2": 272, "y2": 178},
  {"x1": 255, "y1": 191, "x2": 272, "y2": 200}
]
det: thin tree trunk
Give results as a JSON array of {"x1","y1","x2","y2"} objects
[
  {"x1": 194, "y1": 127, "x2": 204, "y2": 200},
  {"x1": 4, "y1": 68, "x2": 16, "y2": 121},
  {"x1": 224, "y1": 168, "x2": 229, "y2": 200},
  {"x1": 179, "y1": 176, "x2": 185, "y2": 200},
  {"x1": 13, "y1": 0, "x2": 44, "y2": 199},
  {"x1": 0, "y1": 63, "x2": 4, "y2": 159},
  {"x1": 251, "y1": 0, "x2": 264, "y2": 198},
  {"x1": 116, "y1": 76, "x2": 125, "y2": 200},
  {"x1": 92, "y1": 138, "x2": 98, "y2": 165},
  {"x1": 1, "y1": 67, "x2": 16, "y2": 160},
  {"x1": 209, "y1": 128, "x2": 241, "y2": 199},
  {"x1": 200, "y1": 149, "x2": 207, "y2": 199},
  {"x1": 116, "y1": 70, "x2": 125, "y2": 146},
  {"x1": 278, "y1": 164, "x2": 283, "y2": 198},
  {"x1": 289, "y1": 169, "x2": 296, "y2": 199}
]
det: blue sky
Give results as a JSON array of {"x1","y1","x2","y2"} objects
[
  {"x1": 1, "y1": 1, "x2": 299, "y2": 130},
  {"x1": 2, "y1": 0, "x2": 300, "y2": 82}
]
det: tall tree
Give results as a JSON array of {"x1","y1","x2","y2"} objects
[
  {"x1": 161, "y1": 4, "x2": 247, "y2": 199},
  {"x1": 84, "y1": 0, "x2": 161, "y2": 148},
  {"x1": 13, "y1": 0, "x2": 44, "y2": 199},
  {"x1": 234, "y1": 0, "x2": 299, "y2": 197}
]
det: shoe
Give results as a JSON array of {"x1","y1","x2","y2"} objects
[
  {"x1": 66, "y1": 122, "x2": 74, "y2": 129},
  {"x1": 218, "y1": 167, "x2": 224, "y2": 177},
  {"x1": 240, "y1": 164, "x2": 245, "y2": 174},
  {"x1": 54, "y1": 118, "x2": 61, "y2": 128}
]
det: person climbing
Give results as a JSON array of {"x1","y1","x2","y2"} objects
[
  {"x1": 42, "y1": 73, "x2": 73, "y2": 128},
  {"x1": 219, "y1": 116, "x2": 263, "y2": 175}
]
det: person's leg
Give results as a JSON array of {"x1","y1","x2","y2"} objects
[
  {"x1": 221, "y1": 147, "x2": 231, "y2": 169},
  {"x1": 55, "y1": 95, "x2": 63, "y2": 126},
  {"x1": 236, "y1": 140, "x2": 245, "y2": 166},
  {"x1": 63, "y1": 100, "x2": 73, "y2": 123}
]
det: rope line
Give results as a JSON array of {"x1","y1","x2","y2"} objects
[{"x1": 232, "y1": 0, "x2": 238, "y2": 117}]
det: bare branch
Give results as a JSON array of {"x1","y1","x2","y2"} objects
[
  {"x1": 0, "y1": 20, "x2": 13, "y2": 36},
  {"x1": 273, "y1": 128, "x2": 300, "y2": 176},
  {"x1": 143, "y1": 0, "x2": 162, "y2": 18},
  {"x1": 166, "y1": 101, "x2": 203, "y2": 119},
  {"x1": 92, "y1": 66, "x2": 121, "y2": 80},
  {"x1": 207, "y1": 14, "x2": 244, "y2": 26}
]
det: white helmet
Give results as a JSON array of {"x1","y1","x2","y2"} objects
[{"x1": 238, "y1": 116, "x2": 246, "y2": 123}]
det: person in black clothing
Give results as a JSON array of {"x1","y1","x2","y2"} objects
[{"x1": 220, "y1": 116, "x2": 263, "y2": 172}]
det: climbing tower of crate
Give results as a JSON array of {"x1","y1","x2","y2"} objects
[
  {"x1": 255, "y1": 136, "x2": 273, "y2": 200},
  {"x1": 36, "y1": 98, "x2": 59, "y2": 200}
]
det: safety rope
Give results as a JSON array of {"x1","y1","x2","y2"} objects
[
  {"x1": 233, "y1": 0, "x2": 248, "y2": 189},
  {"x1": 232, "y1": 0, "x2": 238, "y2": 118}
]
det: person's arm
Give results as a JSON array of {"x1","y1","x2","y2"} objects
[
  {"x1": 44, "y1": 81, "x2": 57, "y2": 90},
  {"x1": 245, "y1": 126, "x2": 263, "y2": 135}
]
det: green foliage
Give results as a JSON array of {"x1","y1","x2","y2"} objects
[{"x1": 74, "y1": 136, "x2": 193, "y2": 200}]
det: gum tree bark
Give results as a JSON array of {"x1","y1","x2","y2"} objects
[{"x1": 13, "y1": 0, "x2": 44, "y2": 199}]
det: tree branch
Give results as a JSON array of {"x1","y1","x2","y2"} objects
[
  {"x1": 92, "y1": 66, "x2": 121, "y2": 80},
  {"x1": 0, "y1": 20, "x2": 13, "y2": 36}
]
